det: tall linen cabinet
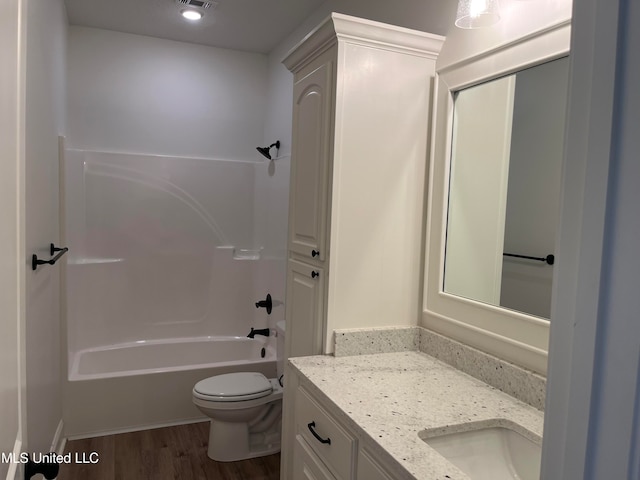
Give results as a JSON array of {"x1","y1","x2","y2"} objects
[
  {"x1": 280, "y1": 13, "x2": 444, "y2": 480},
  {"x1": 282, "y1": 13, "x2": 444, "y2": 361},
  {"x1": 281, "y1": 13, "x2": 443, "y2": 478}
]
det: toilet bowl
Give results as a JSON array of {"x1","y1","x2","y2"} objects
[
  {"x1": 193, "y1": 372, "x2": 283, "y2": 461},
  {"x1": 192, "y1": 321, "x2": 285, "y2": 462}
]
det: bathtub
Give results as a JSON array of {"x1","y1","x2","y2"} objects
[
  {"x1": 69, "y1": 336, "x2": 274, "y2": 381},
  {"x1": 64, "y1": 336, "x2": 277, "y2": 438}
]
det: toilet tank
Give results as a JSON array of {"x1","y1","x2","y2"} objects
[{"x1": 276, "y1": 321, "x2": 285, "y2": 379}]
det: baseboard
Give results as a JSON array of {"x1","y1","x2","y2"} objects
[
  {"x1": 5, "y1": 436, "x2": 22, "y2": 480},
  {"x1": 51, "y1": 419, "x2": 65, "y2": 455},
  {"x1": 65, "y1": 416, "x2": 208, "y2": 441}
]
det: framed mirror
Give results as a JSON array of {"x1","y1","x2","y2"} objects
[
  {"x1": 423, "y1": 20, "x2": 571, "y2": 375},
  {"x1": 444, "y1": 57, "x2": 569, "y2": 319}
]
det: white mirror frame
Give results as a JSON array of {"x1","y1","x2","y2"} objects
[{"x1": 423, "y1": 20, "x2": 571, "y2": 376}]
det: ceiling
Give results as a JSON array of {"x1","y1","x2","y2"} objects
[{"x1": 64, "y1": 0, "x2": 327, "y2": 54}]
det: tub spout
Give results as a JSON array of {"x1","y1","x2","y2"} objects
[{"x1": 248, "y1": 328, "x2": 270, "y2": 339}]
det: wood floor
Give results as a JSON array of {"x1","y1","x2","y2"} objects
[{"x1": 58, "y1": 422, "x2": 280, "y2": 480}]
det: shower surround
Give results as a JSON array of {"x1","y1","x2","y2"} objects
[
  {"x1": 62, "y1": 148, "x2": 281, "y2": 437},
  {"x1": 63, "y1": 26, "x2": 287, "y2": 437}
]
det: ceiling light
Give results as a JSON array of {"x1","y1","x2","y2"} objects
[
  {"x1": 455, "y1": 0, "x2": 501, "y2": 29},
  {"x1": 181, "y1": 9, "x2": 203, "y2": 21}
]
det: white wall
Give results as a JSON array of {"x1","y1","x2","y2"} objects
[
  {"x1": 578, "y1": 1, "x2": 640, "y2": 472},
  {"x1": 313, "y1": 0, "x2": 455, "y2": 38},
  {"x1": 542, "y1": 0, "x2": 640, "y2": 476},
  {"x1": 0, "y1": 0, "x2": 25, "y2": 476},
  {"x1": 24, "y1": 0, "x2": 67, "y2": 458},
  {"x1": 252, "y1": 55, "x2": 294, "y2": 331},
  {"x1": 67, "y1": 26, "x2": 267, "y2": 161},
  {"x1": 437, "y1": 0, "x2": 572, "y2": 71}
]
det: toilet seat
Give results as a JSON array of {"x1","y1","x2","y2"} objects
[{"x1": 193, "y1": 372, "x2": 273, "y2": 402}]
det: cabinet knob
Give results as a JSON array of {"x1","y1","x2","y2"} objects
[
  {"x1": 311, "y1": 271, "x2": 319, "y2": 279},
  {"x1": 311, "y1": 249, "x2": 320, "y2": 257}
]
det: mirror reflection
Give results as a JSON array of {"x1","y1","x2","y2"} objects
[{"x1": 443, "y1": 57, "x2": 569, "y2": 319}]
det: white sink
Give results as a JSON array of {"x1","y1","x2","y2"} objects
[{"x1": 422, "y1": 425, "x2": 541, "y2": 480}]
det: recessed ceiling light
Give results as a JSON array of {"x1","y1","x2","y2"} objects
[{"x1": 181, "y1": 9, "x2": 203, "y2": 21}]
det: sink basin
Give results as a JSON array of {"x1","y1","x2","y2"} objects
[{"x1": 422, "y1": 425, "x2": 541, "y2": 480}]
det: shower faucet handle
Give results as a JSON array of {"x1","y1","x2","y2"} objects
[{"x1": 255, "y1": 294, "x2": 272, "y2": 315}]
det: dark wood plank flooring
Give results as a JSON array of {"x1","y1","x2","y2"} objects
[{"x1": 58, "y1": 422, "x2": 280, "y2": 480}]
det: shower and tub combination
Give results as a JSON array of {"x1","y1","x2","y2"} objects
[{"x1": 62, "y1": 145, "x2": 285, "y2": 440}]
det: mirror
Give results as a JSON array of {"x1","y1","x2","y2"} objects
[
  {"x1": 423, "y1": 16, "x2": 570, "y2": 375},
  {"x1": 443, "y1": 57, "x2": 569, "y2": 319}
]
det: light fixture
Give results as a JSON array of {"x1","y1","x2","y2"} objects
[
  {"x1": 455, "y1": 0, "x2": 501, "y2": 29},
  {"x1": 181, "y1": 9, "x2": 203, "y2": 21},
  {"x1": 256, "y1": 141, "x2": 281, "y2": 160}
]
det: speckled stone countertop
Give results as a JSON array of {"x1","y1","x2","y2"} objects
[{"x1": 289, "y1": 351, "x2": 544, "y2": 480}]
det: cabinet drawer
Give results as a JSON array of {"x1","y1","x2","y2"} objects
[{"x1": 295, "y1": 387, "x2": 355, "y2": 479}]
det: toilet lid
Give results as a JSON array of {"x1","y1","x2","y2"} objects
[{"x1": 194, "y1": 372, "x2": 272, "y2": 402}]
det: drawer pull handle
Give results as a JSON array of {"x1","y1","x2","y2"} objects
[
  {"x1": 311, "y1": 271, "x2": 319, "y2": 279},
  {"x1": 307, "y1": 422, "x2": 331, "y2": 445},
  {"x1": 311, "y1": 249, "x2": 320, "y2": 257}
]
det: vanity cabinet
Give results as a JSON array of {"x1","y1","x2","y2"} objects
[
  {"x1": 284, "y1": 363, "x2": 397, "y2": 480},
  {"x1": 295, "y1": 386, "x2": 356, "y2": 478},
  {"x1": 283, "y1": 13, "x2": 444, "y2": 359},
  {"x1": 293, "y1": 438, "x2": 394, "y2": 480}
]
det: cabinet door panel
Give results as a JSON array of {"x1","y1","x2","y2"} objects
[
  {"x1": 293, "y1": 435, "x2": 337, "y2": 480},
  {"x1": 357, "y1": 448, "x2": 395, "y2": 480},
  {"x1": 289, "y1": 61, "x2": 333, "y2": 261},
  {"x1": 286, "y1": 260, "x2": 324, "y2": 358}
]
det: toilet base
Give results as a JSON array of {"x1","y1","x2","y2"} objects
[
  {"x1": 207, "y1": 419, "x2": 281, "y2": 462},
  {"x1": 193, "y1": 376, "x2": 283, "y2": 462}
]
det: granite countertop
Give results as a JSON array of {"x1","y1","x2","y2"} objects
[{"x1": 289, "y1": 351, "x2": 544, "y2": 480}]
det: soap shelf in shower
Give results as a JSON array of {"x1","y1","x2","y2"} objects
[{"x1": 232, "y1": 248, "x2": 262, "y2": 260}]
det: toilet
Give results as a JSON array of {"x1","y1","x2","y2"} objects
[{"x1": 192, "y1": 321, "x2": 285, "y2": 462}]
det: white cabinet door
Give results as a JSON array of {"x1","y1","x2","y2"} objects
[
  {"x1": 357, "y1": 448, "x2": 394, "y2": 480},
  {"x1": 285, "y1": 259, "x2": 325, "y2": 357},
  {"x1": 293, "y1": 435, "x2": 337, "y2": 480},
  {"x1": 288, "y1": 60, "x2": 333, "y2": 262}
]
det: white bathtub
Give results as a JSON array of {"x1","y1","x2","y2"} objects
[
  {"x1": 64, "y1": 336, "x2": 277, "y2": 438},
  {"x1": 69, "y1": 336, "x2": 274, "y2": 381}
]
